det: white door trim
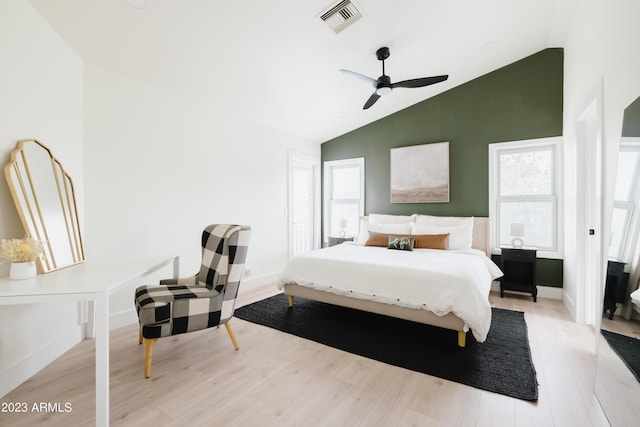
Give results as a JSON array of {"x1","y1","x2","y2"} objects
[
  {"x1": 287, "y1": 150, "x2": 320, "y2": 259},
  {"x1": 574, "y1": 79, "x2": 604, "y2": 325}
]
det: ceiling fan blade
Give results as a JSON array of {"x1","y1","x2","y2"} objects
[
  {"x1": 392, "y1": 75, "x2": 449, "y2": 89},
  {"x1": 363, "y1": 92, "x2": 381, "y2": 110},
  {"x1": 340, "y1": 69, "x2": 378, "y2": 88}
]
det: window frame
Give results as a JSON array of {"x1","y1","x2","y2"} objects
[
  {"x1": 489, "y1": 137, "x2": 563, "y2": 258},
  {"x1": 323, "y1": 157, "x2": 365, "y2": 245},
  {"x1": 610, "y1": 138, "x2": 640, "y2": 262}
]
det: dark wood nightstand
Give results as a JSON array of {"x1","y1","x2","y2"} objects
[
  {"x1": 328, "y1": 236, "x2": 354, "y2": 247},
  {"x1": 603, "y1": 260, "x2": 626, "y2": 319},
  {"x1": 500, "y1": 248, "x2": 537, "y2": 302}
]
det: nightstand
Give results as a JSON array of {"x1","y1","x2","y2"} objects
[
  {"x1": 328, "y1": 236, "x2": 354, "y2": 247},
  {"x1": 500, "y1": 248, "x2": 537, "y2": 302},
  {"x1": 603, "y1": 260, "x2": 626, "y2": 319}
]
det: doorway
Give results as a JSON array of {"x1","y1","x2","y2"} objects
[{"x1": 288, "y1": 151, "x2": 320, "y2": 259}]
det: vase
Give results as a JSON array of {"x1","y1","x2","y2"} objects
[{"x1": 9, "y1": 261, "x2": 37, "y2": 280}]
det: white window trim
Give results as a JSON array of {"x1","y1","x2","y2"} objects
[
  {"x1": 489, "y1": 136, "x2": 563, "y2": 259},
  {"x1": 612, "y1": 201, "x2": 635, "y2": 262},
  {"x1": 323, "y1": 157, "x2": 365, "y2": 244},
  {"x1": 612, "y1": 138, "x2": 640, "y2": 263}
]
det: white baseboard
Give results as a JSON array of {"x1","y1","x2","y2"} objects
[
  {"x1": 0, "y1": 325, "x2": 83, "y2": 399},
  {"x1": 539, "y1": 286, "x2": 564, "y2": 299},
  {"x1": 563, "y1": 291, "x2": 577, "y2": 320},
  {"x1": 241, "y1": 271, "x2": 279, "y2": 290},
  {"x1": 490, "y1": 282, "x2": 563, "y2": 299},
  {"x1": 110, "y1": 308, "x2": 138, "y2": 330}
]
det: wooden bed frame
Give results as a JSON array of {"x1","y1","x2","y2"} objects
[{"x1": 283, "y1": 217, "x2": 490, "y2": 348}]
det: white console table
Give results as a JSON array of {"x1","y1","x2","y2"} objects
[{"x1": 0, "y1": 256, "x2": 179, "y2": 427}]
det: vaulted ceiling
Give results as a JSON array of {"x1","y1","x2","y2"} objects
[{"x1": 28, "y1": 0, "x2": 578, "y2": 142}]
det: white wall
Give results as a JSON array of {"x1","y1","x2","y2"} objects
[
  {"x1": 561, "y1": 0, "x2": 640, "y2": 320},
  {"x1": 6, "y1": 0, "x2": 638, "y2": 399},
  {"x1": 0, "y1": 0, "x2": 318, "y2": 397},
  {"x1": 0, "y1": 0, "x2": 84, "y2": 396},
  {"x1": 83, "y1": 64, "x2": 319, "y2": 319}
]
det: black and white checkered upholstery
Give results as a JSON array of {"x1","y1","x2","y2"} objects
[{"x1": 135, "y1": 224, "x2": 251, "y2": 339}]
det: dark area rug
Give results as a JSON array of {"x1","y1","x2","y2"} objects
[
  {"x1": 235, "y1": 294, "x2": 538, "y2": 401},
  {"x1": 601, "y1": 329, "x2": 640, "y2": 382}
]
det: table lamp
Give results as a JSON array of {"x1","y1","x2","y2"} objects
[{"x1": 510, "y1": 223, "x2": 525, "y2": 248}]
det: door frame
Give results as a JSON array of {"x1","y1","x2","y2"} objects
[
  {"x1": 287, "y1": 150, "x2": 320, "y2": 259},
  {"x1": 574, "y1": 80, "x2": 604, "y2": 325}
]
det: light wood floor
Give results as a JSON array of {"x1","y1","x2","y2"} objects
[
  {"x1": 1, "y1": 287, "x2": 611, "y2": 427},
  {"x1": 595, "y1": 313, "x2": 640, "y2": 427}
]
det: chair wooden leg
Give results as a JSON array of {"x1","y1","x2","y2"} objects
[
  {"x1": 144, "y1": 338, "x2": 158, "y2": 378},
  {"x1": 224, "y1": 322, "x2": 239, "y2": 350},
  {"x1": 138, "y1": 328, "x2": 143, "y2": 345},
  {"x1": 288, "y1": 295, "x2": 294, "y2": 307},
  {"x1": 457, "y1": 331, "x2": 466, "y2": 348}
]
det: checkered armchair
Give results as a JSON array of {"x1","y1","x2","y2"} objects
[{"x1": 134, "y1": 224, "x2": 251, "y2": 378}]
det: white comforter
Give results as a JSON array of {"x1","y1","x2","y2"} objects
[{"x1": 277, "y1": 243, "x2": 504, "y2": 342}]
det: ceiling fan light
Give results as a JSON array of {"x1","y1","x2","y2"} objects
[{"x1": 376, "y1": 86, "x2": 392, "y2": 96}]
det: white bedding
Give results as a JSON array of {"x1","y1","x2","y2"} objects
[{"x1": 277, "y1": 243, "x2": 503, "y2": 342}]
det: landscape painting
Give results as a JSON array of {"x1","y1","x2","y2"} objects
[{"x1": 390, "y1": 142, "x2": 449, "y2": 203}]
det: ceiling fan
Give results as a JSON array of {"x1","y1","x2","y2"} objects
[{"x1": 340, "y1": 47, "x2": 448, "y2": 110}]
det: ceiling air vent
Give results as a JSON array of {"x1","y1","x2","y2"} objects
[{"x1": 320, "y1": 0, "x2": 363, "y2": 34}]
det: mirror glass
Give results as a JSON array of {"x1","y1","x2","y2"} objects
[
  {"x1": 4, "y1": 139, "x2": 85, "y2": 273},
  {"x1": 595, "y1": 97, "x2": 640, "y2": 425}
]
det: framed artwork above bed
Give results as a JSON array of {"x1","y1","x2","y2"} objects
[{"x1": 390, "y1": 141, "x2": 449, "y2": 203}]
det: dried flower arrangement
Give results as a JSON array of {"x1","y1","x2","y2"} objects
[{"x1": 0, "y1": 236, "x2": 44, "y2": 263}]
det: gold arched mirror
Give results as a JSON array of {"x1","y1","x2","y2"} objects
[{"x1": 4, "y1": 139, "x2": 85, "y2": 273}]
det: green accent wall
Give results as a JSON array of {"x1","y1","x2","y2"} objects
[
  {"x1": 622, "y1": 96, "x2": 640, "y2": 137},
  {"x1": 321, "y1": 48, "x2": 564, "y2": 288}
]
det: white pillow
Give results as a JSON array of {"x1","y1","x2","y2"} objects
[
  {"x1": 357, "y1": 217, "x2": 370, "y2": 242},
  {"x1": 370, "y1": 222, "x2": 412, "y2": 234},
  {"x1": 414, "y1": 214, "x2": 473, "y2": 227},
  {"x1": 358, "y1": 220, "x2": 412, "y2": 242},
  {"x1": 368, "y1": 213, "x2": 416, "y2": 224},
  {"x1": 411, "y1": 222, "x2": 473, "y2": 250}
]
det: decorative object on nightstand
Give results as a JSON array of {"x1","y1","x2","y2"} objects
[
  {"x1": 603, "y1": 260, "x2": 626, "y2": 320},
  {"x1": 338, "y1": 218, "x2": 347, "y2": 237},
  {"x1": 510, "y1": 223, "x2": 525, "y2": 248},
  {"x1": 500, "y1": 247, "x2": 537, "y2": 302},
  {"x1": 328, "y1": 236, "x2": 354, "y2": 247}
]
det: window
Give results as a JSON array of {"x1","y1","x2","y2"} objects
[
  {"x1": 489, "y1": 137, "x2": 562, "y2": 257},
  {"x1": 323, "y1": 158, "x2": 364, "y2": 243},
  {"x1": 609, "y1": 139, "x2": 640, "y2": 261}
]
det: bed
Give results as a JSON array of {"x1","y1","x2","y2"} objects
[{"x1": 278, "y1": 215, "x2": 503, "y2": 347}]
